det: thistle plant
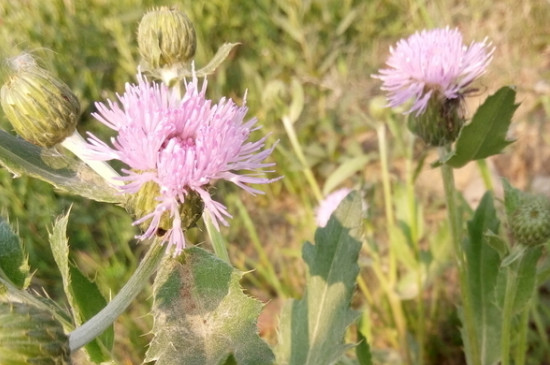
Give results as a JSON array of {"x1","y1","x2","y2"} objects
[{"x1": 0, "y1": 3, "x2": 548, "y2": 365}]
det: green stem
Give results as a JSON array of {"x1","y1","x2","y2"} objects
[
  {"x1": 438, "y1": 146, "x2": 481, "y2": 365},
  {"x1": 205, "y1": 215, "x2": 230, "y2": 263},
  {"x1": 476, "y1": 159, "x2": 494, "y2": 191},
  {"x1": 377, "y1": 125, "x2": 397, "y2": 287},
  {"x1": 281, "y1": 116, "x2": 323, "y2": 203},
  {"x1": 500, "y1": 265, "x2": 518, "y2": 365},
  {"x1": 68, "y1": 240, "x2": 166, "y2": 351},
  {"x1": 514, "y1": 304, "x2": 530, "y2": 365},
  {"x1": 406, "y1": 138, "x2": 424, "y2": 365}
]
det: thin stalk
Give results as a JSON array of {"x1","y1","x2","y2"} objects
[
  {"x1": 476, "y1": 159, "x2": 494, "y2": 191},
  {"x1": 281, "y1": 116, "x2": 323, "y2": 203},
  {"x1": 514, "y1": 305, "x2": 530, "y2": 365},
  {"x1": 406, "y1": 138, "x2": 425, "y2": 365},
  {"x1": 370, "y1": 261, "x2": 411, "y2": 365},
  {"x1": 231, "y1": 195, "x2": 285, "y2": 295},
  {"x1": 500, "y1": 265, "x2": 517, "y2": 365},
  {"x1": 377, "y1": 125, "x2": 397, "y2": 287},
  {"x1": 61, "y1": 131, "x2": 123, "y2": 187},
  {"x1": 68, "y1": 240, "x2": 166, "y2": 351},
  {"x1": 438, "y1": 146, "x2": 481, "y2": 365},
  {"x1": 204, "y1": 215, "x2": 230, "y2": 263}
]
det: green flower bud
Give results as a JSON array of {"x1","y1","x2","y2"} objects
[
  {"x1": 0, "y1": 301, "x2": 70, "y2": 365},
  {"x1": 128, "y1": 180, "x2": 204, "y2": 235},
  {"x1": 508, "y1": 192, "x2": 550, "y2": 246},
  {"x1": 0, "y1": 54, "x2": 80, "y2": 147},
  {"x1": 137, "y1": 6, "x2": 197, "y2": 70},
  {"x1": 408, "y1": 94, "x2": 465, "y2": 147}
]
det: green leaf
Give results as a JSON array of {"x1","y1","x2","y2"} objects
[
  {"x1": 462, "y1": 191, "x2": 502, "y2": 365},
  {"x1": 275, "y1": 192, "x2": 363, "y2": 365},
  {"x1": 0, "y1": 218, "x2": 30, "y2": 289},
  {"x1": 0, "y1": 130, "x2": 123, "y2": 203},
  {"x1": 49, "y1": 211, "x2": 112, "y2": 363},
  {"x1": 437, "y1": 87, "x2": 517, "y2": 168},
  {"x1": 323, "y1": 155, "x2": 369, "y2": 196},
  {"x1": 145, "y1": 247, "x2": 274, "y2": 365},
  {"x1": 195, "y1": 43, "x2": 240, "y2": 77}
]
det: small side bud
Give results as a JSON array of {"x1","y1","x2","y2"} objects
[
  {"x1": 408, "y1": 94, "x2": 465, "y2": 146},
  {"x1": 0, "y1": 301, "x2": 70, "y2": 364},
  {"x1": 508, "y1": 193, "x2": 550, "y2": 246},
  {"x1": 138, "y1": 6, "x2": 197, "y2": 70},
  {"x1": 0, "y1": 54, "x2": 80, "y2": 147}
]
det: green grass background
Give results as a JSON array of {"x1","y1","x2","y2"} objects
[{"x1": 1, "y1": 0, "x2": 549, "y2": 364}]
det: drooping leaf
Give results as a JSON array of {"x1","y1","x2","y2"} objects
[
  {"x1": 462, "y1": 191, "x2": 502, "y2": 365},
  {"x1": 195, "y1": 43, "x2": 240, "y2": 77},
  {"x1": 145, "y1": 247, "x2": 274, "y2": 365},
  {"x1": 436, "y1": 87, "x2": 517, "y2": 168},
  {"x1": 0, "y1": 218, "x2": 30, "y2": 289},
  {"x1": 49, "y1": 211, "x2": 112, "y2": 363},
  {"x1": 323, "y1": 155, "x2": 369, "y2": 196},
  {"x1": 0, "y1": 130, "x2": 123, "y2": 203},
  {"x1": 275, "y1": 192, "x2": 363, "y2": 365}
]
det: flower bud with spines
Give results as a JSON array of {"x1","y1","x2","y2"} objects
[
  {"x1": 508, "y1": 193, "x2": 550, "y2": 247},
  {"x1": 0, "y1": 301, "x2": 70, "y2": 365},
  {"x1": 0, "y1": 53, "x2": 80, "y2": 148},
  {"x1": 407, "y1": 94, "x2": 465, "y2": 147},
  {"x1": 137, "y1": 6, "x2": 197, "y2": 70}
]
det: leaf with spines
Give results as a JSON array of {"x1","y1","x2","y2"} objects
[
  {"x1": 50, "y1": 210, "x2": 113, "y2": 363},
  {"x1": 0, "y1": 129, "x2": 123, "y2": 203},
  {"x1": 0, "y1": 218, "x2": 30, "y2": 289},
  {"x1": 145, "y1": 247, "x2": 274, "y2": 365},
  {"x1": 435, "y1": 86, "x2": 517, "y2": 168},
  {"x1": 275, "y1": 192, "x2": 363, "y2": 365}
]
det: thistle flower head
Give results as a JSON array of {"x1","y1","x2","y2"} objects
[
  {"x1": 86, "y1": 75, "x2": 279, "y2": 254},
  {"x1": 373, "y1": 27, "x2": 494, "y2": 116},
  {"x1": 0, "y1": 53, "x2": 80, "y2": 147}
]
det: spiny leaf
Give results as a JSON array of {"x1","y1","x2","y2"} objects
[
  {"x1": 145, "y1": 247, "x2": 274, "y2": 365},
  {"x1": 275, "y1": 192, "x2": 363, "y2": 365},
  {"x1": 49, "y1": 211, "x2": 112, "y2": 363},
  {"x1": 0, "y1": 129, "x2": 123, "y2": 203},
  {"x1": 436, "y1": 86, "x2": 517, "y2": 168},
  {"x1": 0, "y1": 218, "x2": 29, "y2": 289}
]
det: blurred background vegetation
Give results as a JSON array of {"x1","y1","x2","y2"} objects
[{"x1": 0, "y1": 0, "x2": 549, "y2": 364}]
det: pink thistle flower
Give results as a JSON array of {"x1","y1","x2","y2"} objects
[
  {"x1": 86, "y1": 75, "x2": 279, "y2": 254},
  {"x1": 315, "y1": 188, "x2": 353, "y2": 228},
  {"x1": 373, "y1": 27, "x2": 494, "y2": 116}
]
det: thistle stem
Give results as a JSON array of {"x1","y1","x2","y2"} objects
[
  {"x1": 68, "y1": 240, "x2": 166, "y2": 351},
  {"x1": 438, "y1": 146, "x2": 481, "y2": 365},
  {"x1": 61, "y1": 131, "x2": 124, "y2": 187}
]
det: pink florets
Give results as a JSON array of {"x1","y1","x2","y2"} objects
[
  {"x1": 86, "y1": 75, "x2": 279, "y2": 254},
  {"x1": 315, "y1": 188, "x2": 353, "y2": 228},
  {"x1": 373, "y1": 27, "x2": 494, "y2": 116}
]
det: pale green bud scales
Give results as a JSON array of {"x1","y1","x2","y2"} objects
[
  {"x1": 0, "y1": 54, "x2": 80, "y2": 147},
  {"x1": 138, "y1": 6, "x2": 197, "y2": 70}
]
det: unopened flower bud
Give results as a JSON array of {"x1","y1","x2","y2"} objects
[
  {"x1": 508, "y1": 192, "x2": 550, "y2": 246},
  {"x1": 0, "y1": 54, "x2": 80, "y2": 147},
  {"x1": 128, "y1": 181, "x2": 204, "y2": 235},
  {"x1": 0, "y1": 301, "x2": 70, "y2": 364},
  {"x1": 407, "y1": 95, "x2": 464, "y2": 146},
  {"x1": 138, "y1": 7, "x2": 197, "y2": 70}
]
